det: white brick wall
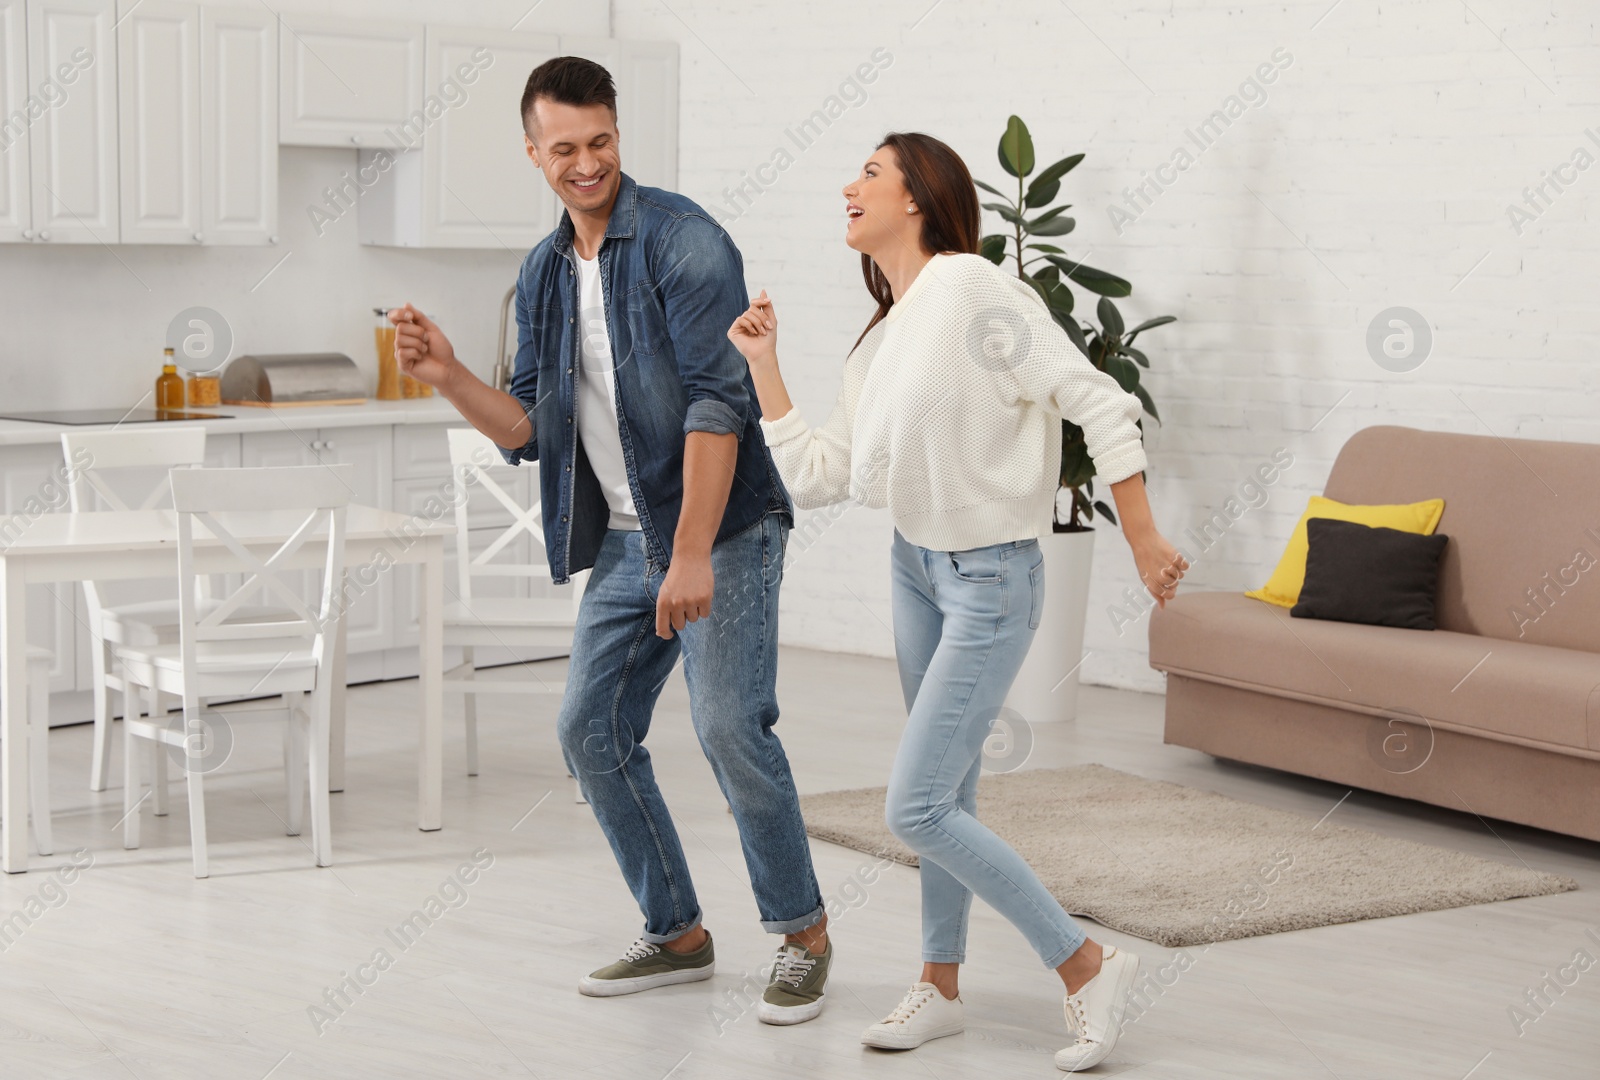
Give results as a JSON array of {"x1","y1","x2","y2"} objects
[{"x1": 614, "y1": 0, "x2": 1600, "y2": 692}]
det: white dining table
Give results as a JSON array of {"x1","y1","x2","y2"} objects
[{"x1": 0, "y1": 505, "x2": 451, "y2": 873}]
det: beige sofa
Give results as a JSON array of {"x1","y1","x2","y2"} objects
[{"x1": 1149, "y1": 425, "x2": 1600, "y2": 842}]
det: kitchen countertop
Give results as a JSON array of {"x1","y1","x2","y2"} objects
[{"x1": 0, "y1": 397, "x2": 466, "y2": 447}]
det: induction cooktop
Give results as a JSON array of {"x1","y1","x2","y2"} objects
[{"x1": 0, "y1": 408, "x2": 234, "y2": 426}]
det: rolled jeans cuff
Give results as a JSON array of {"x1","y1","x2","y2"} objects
[
  {"x1": 641, "y1": 916, "x2": 703, "y2": 946},
  {"x1": 922, "y1": 950, "x2": 965, "y2": 964},
  {"x1": 761, "y1": 903, "x2": 826, "y2": 937}
]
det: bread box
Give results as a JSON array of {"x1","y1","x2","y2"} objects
[{"x1": 220, "y1": 353, "x2": 367, "y2": 407}]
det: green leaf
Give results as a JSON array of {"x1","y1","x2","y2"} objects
[
  {"x1": 982, "y1": 200, "x2": 1025, "y2": 226},
  {"x1": 1025, "y1": 242, "x2": 1066, "y2": 254},
  {"x1": 979, "y1": 234, "x2": 1007, "y2": 265},
  {"x1": 1104, "y1": 353, "x2": 1140, "y2": 392},
  {"x1": 974, "y1": 178, "x2": 1010, "y2": 199},
  {"x1": 1059, "y1": 317, "x2": 1091, "y2": 357},
  {"x1": 1019, "y1": 273, "x2": 1051, "y2": 307},
  {"x1": 1023, "y1": 153, "x2": 1085, "y2": 208},
  {"x1": 1123, "y1": 345, "x2": 1149, "y2": 367},
  {"x1": 1060, "y1": 427, "x2": 1092, "y2": 488},
  {"x1": 1072, "y1": 488, "x2": 1094, "y2": 520},
  {"x1": 1027, "y1": 216, "x2": 1077, "y2": 237},
  {"x1": 1097, "y1": 297, "x2": 1124, "y2": 338},
  {"x1": 1133, "y1": 382, "x2": 1160, "y2": 423},
  {"x1": 998, "y1": 115, "x2": 1035, "y2": 178},
  {"x1": 1093, "y1": 499, "x2": 1118, "y2": 526},
  {"x1": 1127, "y1": 314, "x2": 1176, "y2": 335},
  {"x1": 1046, "y1": 256, "x2": 1132, "y2": 297},
  {"x1": 1042, "y1": 279, "x2": 1074, "y2": 316}
]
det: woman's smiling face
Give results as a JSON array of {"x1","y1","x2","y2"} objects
[{"x1": 843, "y1": 145, "x2": 915, "y2": 255}]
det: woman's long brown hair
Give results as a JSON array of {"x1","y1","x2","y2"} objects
[{"x1": 853, "y1": 131, "x2": 982, "y2": 351}]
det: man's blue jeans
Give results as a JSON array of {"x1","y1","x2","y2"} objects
[{"x1": 558, "y1": 513, "x2": 825, "y2": 943}]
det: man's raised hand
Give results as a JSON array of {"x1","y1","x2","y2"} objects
[{"x1": 390, "y1": 303, "x2": 459, "y2": 388}]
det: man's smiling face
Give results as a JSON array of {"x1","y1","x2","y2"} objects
[{"x1": 525, "y1": 98, "x2": 622, "y2": 216}]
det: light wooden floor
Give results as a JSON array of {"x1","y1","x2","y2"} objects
[{"x1": 6, "y1": 647, "x2": 1598, "y2": 1079}]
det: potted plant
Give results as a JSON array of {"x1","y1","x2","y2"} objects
[{"x1": 978, "y1": 115, "x2": 1174, "y2": 725}]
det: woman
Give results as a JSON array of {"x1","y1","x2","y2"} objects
[{"x1": 726, "y1": 132, "x2": 1187, "y2": 1071}]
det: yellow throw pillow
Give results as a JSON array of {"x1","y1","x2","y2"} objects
[{"x1": 1245, "y1": 495, "x2": 1445, "y2": 608}]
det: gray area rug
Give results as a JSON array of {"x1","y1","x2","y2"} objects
[{"x1": 799, "y1": 764, "x2": 1578, "y2": 947}]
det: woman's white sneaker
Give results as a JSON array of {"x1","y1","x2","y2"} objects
[
  {"x1": 860, "y1": 982, "x2": 965, "y2": 1050},
  {"x1": 1055, "y1": 945, "x2": 1140, "y2": 1072}
]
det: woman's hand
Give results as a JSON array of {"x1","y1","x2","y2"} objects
[
  {"x1": 727, "y1": 289, "x2": 779, "y2": 366},
  {"x1": 1129, "y1": 530, "x2": 1188, "y2": 608}
]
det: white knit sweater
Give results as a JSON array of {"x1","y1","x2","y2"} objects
[{"x1": 759, "y1": 252, "x2": 1149, "y2": 551}]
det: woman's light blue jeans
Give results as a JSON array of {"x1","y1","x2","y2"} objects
[{"x1": 887, "y1": 529, "x2": 1089, "y2": 969}]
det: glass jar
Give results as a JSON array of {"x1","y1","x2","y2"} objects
[
  {"x1": 187, "y1": 373, "x2": 221, "y2": 407},
  {"x1": 374, "y1": 307, "x2": 401, "y2": 400}
]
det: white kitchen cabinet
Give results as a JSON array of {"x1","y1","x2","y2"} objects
[
  {"x1": 116, "y1": 0, "x2": 201, "y2": 243},
  {"x1": 200, "y1": 4, "x2": 276, "y2": 244},
  {"x1": 418, "y1": 24, "x2": 557, "y2": 248},
  {"x1": 278, "y1": 14, "x2": 423, "y2": 148},
  {"x1": 359, "y1": 25, "x2": 557, "y2": 249},
  {"x1": 563, "y1": 37, "x2": 678, "y2": 191},
  {"x1": 117, "y1": 1, "x2": 276, "y2": 245},
  {"x1": 360, "y1": 31, "x2": 678, "y2": 248},
  {"x1": 26, "y1": 0, "x2": 119, "y2": 244},
  {"x1": 0, "y1": 0, "x2": 31, "y2": 241}
]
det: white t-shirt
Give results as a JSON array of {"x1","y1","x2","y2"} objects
[{"x1": 574, "y1": 253, "x2": 641, "y2": 531}]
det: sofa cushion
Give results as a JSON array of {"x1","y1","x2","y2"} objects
[
  {"x1": 1292, "y1": 518, "x2": 1450, "y2": 630},
  {"x1": 1245, "y1": 494, "x2": 1445, "y2": 609},
  {"x1": 1149, "y1": 590, "x2": 1600, "y2": 754}
]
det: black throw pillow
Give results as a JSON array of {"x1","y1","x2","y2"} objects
[{"x1": 1290, "y1": 517, "x2": 1449, "y2": 630}]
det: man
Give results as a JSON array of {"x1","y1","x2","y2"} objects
[{"x1": 389, "y1": 55, "x2": 831, "y2": 1024}]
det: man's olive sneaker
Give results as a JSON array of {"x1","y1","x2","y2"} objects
[
  {"x1": 577, "y1": 933, "x2": 716, "y2": 997},
  {"x1": 756, "y1": 938, "x2": 831, "y2": 1025}
]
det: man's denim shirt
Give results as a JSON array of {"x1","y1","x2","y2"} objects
[{"x1": 501, "y1": 173, "x2": 793, "y2": 583}]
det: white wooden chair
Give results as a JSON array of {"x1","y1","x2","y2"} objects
[
  {"x1": 4, "y1": 646, "x2": 57, "y2": 856},
  {"x1": 115, "y1": 465, "x2": 351, "y2": 878},
  {"x1": 61, "y1": 429, "x2": 208, "y2": 794},
  {"x1": 444, "y1": 428, "x2": 582, "y2": 779}
]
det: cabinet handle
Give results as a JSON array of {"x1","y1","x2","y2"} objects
[
  {"x1": 350, "y1": 135, "x2": 362, "y2": 145},
  {"x1": 322, "y1": 440, "x2": 336, "y2": 450},
  {"x1": 20, "y1": 229, "x2": 33, "y2": 240},
  {"x1": 268, "y1": 235, "x2": 279, "y2": 245},
  {"x1": 193, "y1": 232, "x2": 204, "y2": 243},
  {"x1": 37, "y1": 230, "x2": 50, "y2": 241}
]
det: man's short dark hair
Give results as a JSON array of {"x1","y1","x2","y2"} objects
[{"x1": 520, "y1": 56, "x2": 618, "y2": 137}]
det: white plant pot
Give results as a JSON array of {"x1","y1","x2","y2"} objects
[{"x1": 1006, "y1": 527, "x2": 1096, "y2": 725}]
